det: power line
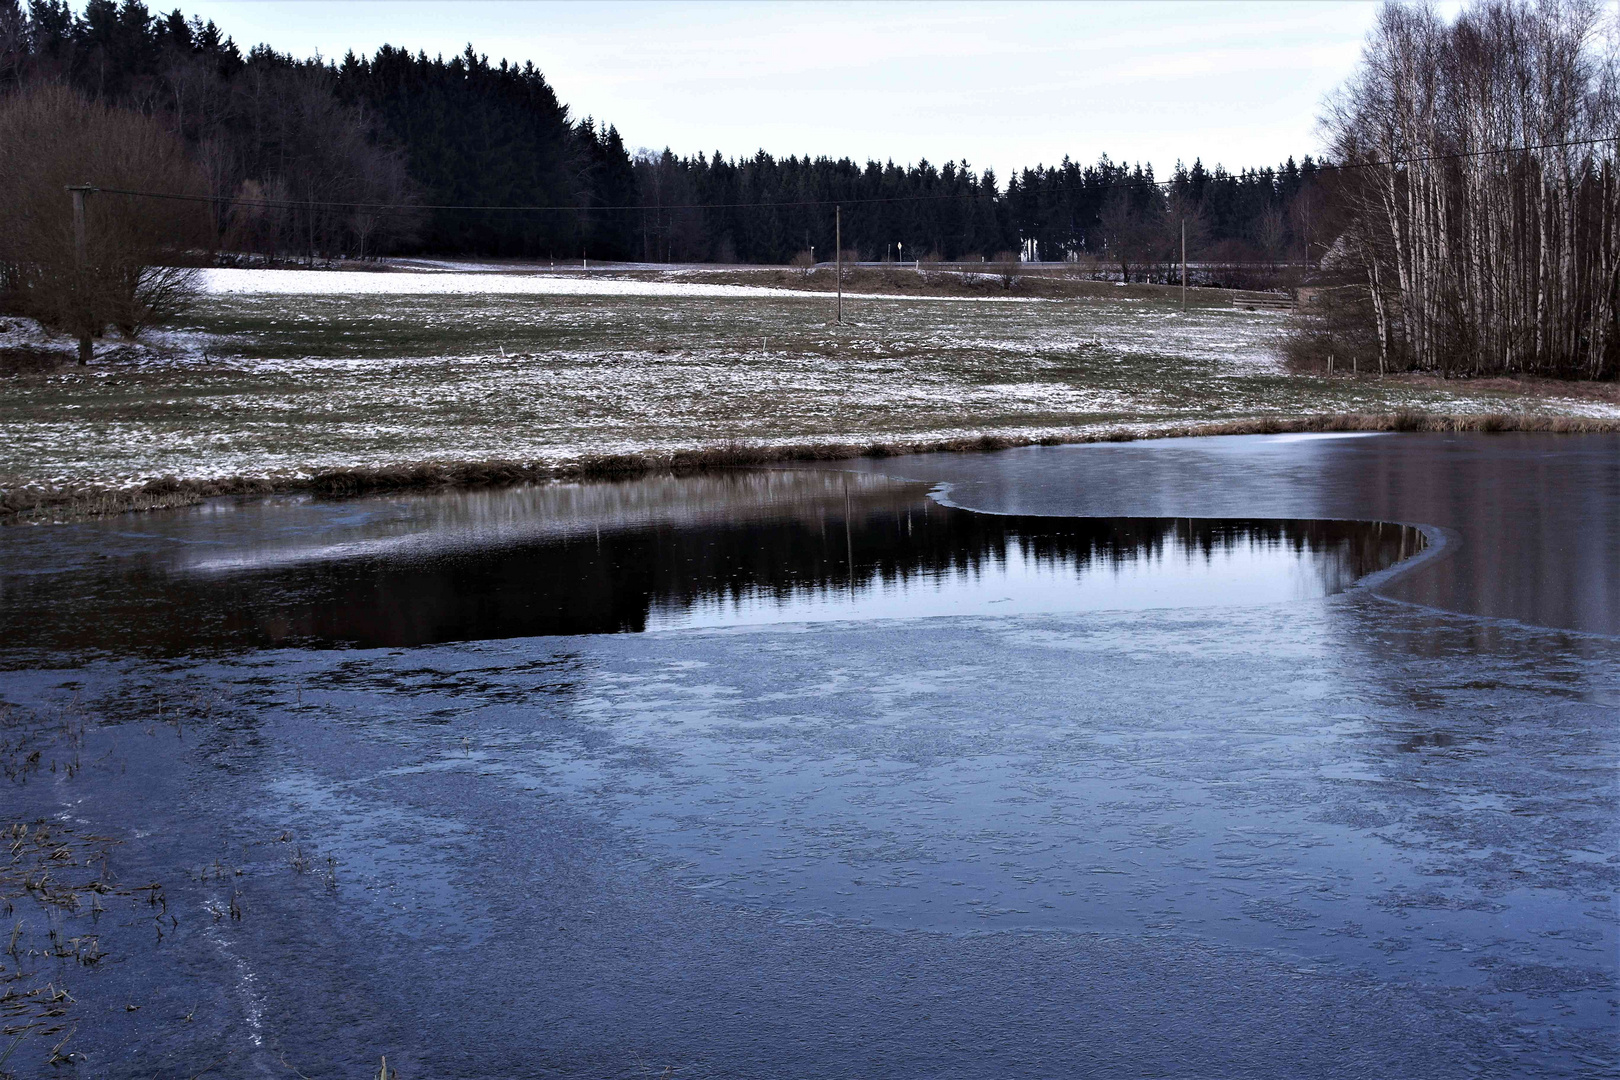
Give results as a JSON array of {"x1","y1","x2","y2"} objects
[{"x1": 88, "y1": 135, "x2": 1620, "y2": 217}]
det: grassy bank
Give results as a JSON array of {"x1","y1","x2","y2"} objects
[
  {"x1": 4, "y1": 279, "x2": 1616, "y2": 523},
  {"x1": 6, "y1": 410, "x2": 1616, "y2": 524}
]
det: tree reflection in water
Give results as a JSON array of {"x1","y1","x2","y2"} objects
[{"x1": 0, "y1": 471, "x2": 1425, "y2": 655}]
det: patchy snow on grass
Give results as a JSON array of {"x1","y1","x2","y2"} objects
[
  {"x1": 0, "y1": 316, "x2": 78, "y2": 356},
  {"x1": 0, "y1": 316, "x2": 224, "y2": 366},
  {"x1": 4, "y1": 287, "x2": 1611, "y2": 492}
]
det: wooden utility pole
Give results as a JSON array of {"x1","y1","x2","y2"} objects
[
  {"x1": 835, "y1": 206, "x2": 843, "y2": 324},
  {"x1": 68, "y1": 185, "x2": 95, "y2": 364},
  {"x1": 1180, "y1": 217, "x2": 1187, "y2": 311}
]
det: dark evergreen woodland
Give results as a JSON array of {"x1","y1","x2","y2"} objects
[{"x1": 0, "y1": 0, "x2": 1331, "y2": 267}]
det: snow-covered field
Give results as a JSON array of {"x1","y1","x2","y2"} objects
[
  {"x1": 201, "y1": 266, "x2": 1040, "y2": 302},
  {"x1": 3, "y1": 281, "x2": 1614, "y2": 494}
]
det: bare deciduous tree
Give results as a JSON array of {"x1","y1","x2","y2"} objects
[
  {"x1": 1288, "y1": 182, "x2": 1326, "y2": 264},
  {"x1": 1323, "y1": 0, "x2": 1619, "y2": 379},
  {"x1": 1255, "y1": 207, "x2": 1287, "y2": 267},
  {"x1": 1099, "y1": 189, "x2": 1166, "y2": 283},
  {"x1": 0, "y1": 0, "x2": 25, "y2": 85},
  {"x1": 1164, "y1": 192, "x2": 1209, "y2": 284},
  {"x1": 0, "y1": 85, "x2": 212, "y2": 355}
]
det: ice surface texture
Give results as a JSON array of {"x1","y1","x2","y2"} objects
[{"x1": 0, "y1": 433, "x2": 1613, "y2": 1078}]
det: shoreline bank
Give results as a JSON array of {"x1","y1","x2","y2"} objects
[{"x1": 6, "y1": 409, "x2": 1616, "y2": 525}]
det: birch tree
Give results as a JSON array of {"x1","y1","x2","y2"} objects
[{"x1": 1325, "y1": 0, "x2": 1618, "y2": 379}]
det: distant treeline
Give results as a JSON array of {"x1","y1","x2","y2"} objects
[
  {"x1": 5, "y1": 0, "x2": 1611, "y2": 380},
  {"x1": 0, "y1": 0, "x2": 1328, "y2": 268},
  {"x1": 632, "y1": 151, "x2": 1330, "y2": 269},
  {"x1": 0, "y1": 0, "x2": 637, "y2": 259}
]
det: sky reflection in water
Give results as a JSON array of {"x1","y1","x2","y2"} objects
[{"x1": 0, "y1": 471, "x2": 1425, "y2": 654}]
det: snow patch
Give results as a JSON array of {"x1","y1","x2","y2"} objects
[
  {"x1": 0, "y1": 316, "x2": 78, "y2": 356},
  {"x1": 199, "y1": 267, "x2": 1040, "y2": 303}
]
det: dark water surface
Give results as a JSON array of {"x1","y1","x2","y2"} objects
[
  {"x1": 0, "y1": 471, "x2": 1425, "y2": 654},
  {"x1": 0, "y1": 432, "x2": 1614, "y2": 1080},
  {"x1": 853, "y1": 430, "x2": 1620, "y2": 636}
]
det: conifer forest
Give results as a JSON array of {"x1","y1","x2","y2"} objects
[{"x1": 3, "y1": 0, "x2": 1616, "y2": 378}]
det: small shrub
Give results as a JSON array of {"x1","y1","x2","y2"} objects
[
  {"x1": 1283, "y1": 283, "x2": 1381, "y2": 376},
  {"x1": 991, "y1": 251, "x2": 1021, "y2": 289},
  {"x1": 917, "y1": 252, "x2": 944, "y2": 285}
]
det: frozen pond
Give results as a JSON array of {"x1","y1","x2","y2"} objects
[{"x1": 0, "y1": 432, "x2": 1614, "y2": 1078}]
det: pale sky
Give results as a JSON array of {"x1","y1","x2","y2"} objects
[{"x1": 178, "y1": 1, "x2": 1401, "y2": 180}]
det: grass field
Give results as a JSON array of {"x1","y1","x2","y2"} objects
[{"x1": 3, "y1": 267, "x2": 1616, "y2": 517}]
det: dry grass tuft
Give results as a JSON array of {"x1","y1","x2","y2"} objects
[{"x1": 0, "y1": 348, "x2": 67, "y2": 376}]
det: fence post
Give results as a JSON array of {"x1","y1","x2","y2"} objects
[
  {"x1": 835, "y1": 205, "x2": 842, "y2": 325},
  {"x1": 1181, "y1": 217, "x2": 1187, "y2": 310},
  {"x1": 67, "y1": 185, "x2": 96, "y2": 364}
]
